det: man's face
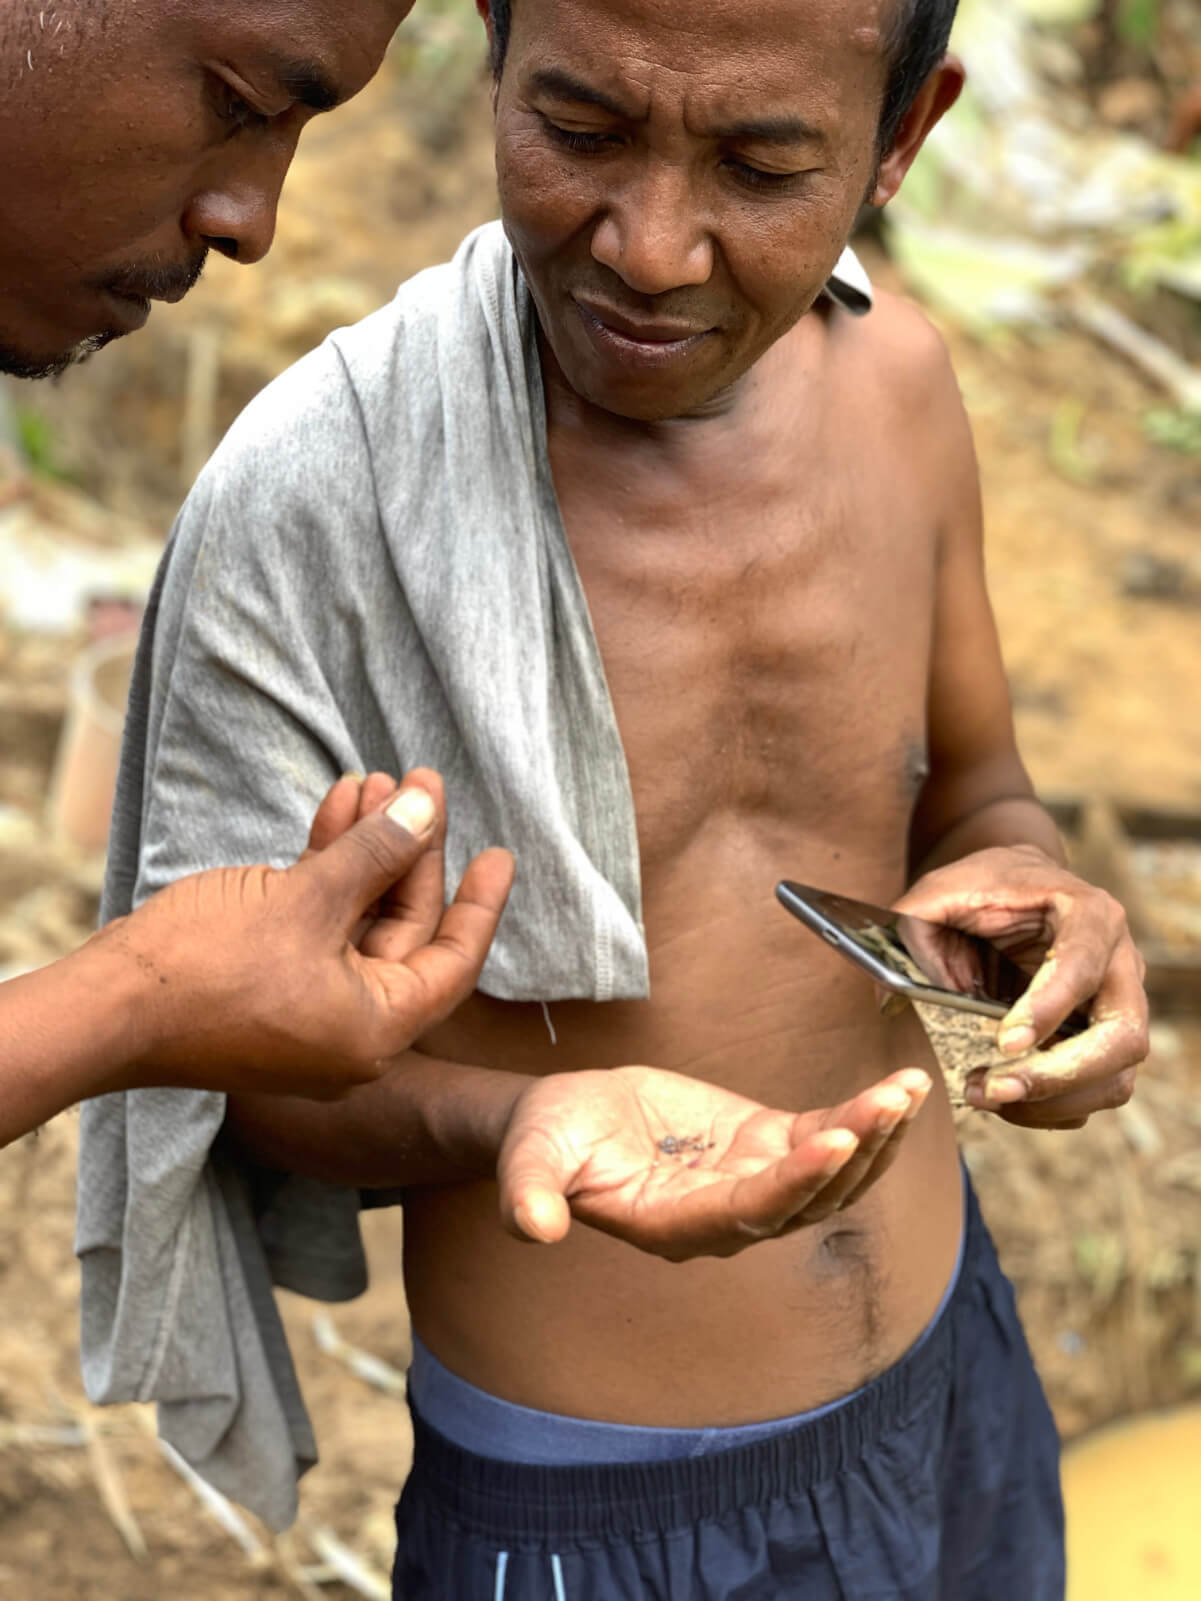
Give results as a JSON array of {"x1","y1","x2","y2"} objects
[
  {"x1": 0, "y1": 0, "x2": 411, "y2": 379},
  {"x1": 493, "y1": 0, "x2": 904, "y2": 421}
]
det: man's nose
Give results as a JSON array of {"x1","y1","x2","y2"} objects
[
  {"x1": 183, "y1": 127, "x2": 302, "y2": 266},
  {"x1": 590, "y1": 162, "x2": 714, "y2": 294}
]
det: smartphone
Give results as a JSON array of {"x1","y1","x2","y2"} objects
[{"x1": 775, "y1": 880, "x2": 1090, "y2": 1039}]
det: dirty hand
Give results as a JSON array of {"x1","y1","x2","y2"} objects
[
  {"x1": 496, "y1": 1065, "x2": 931, "y2": 1260},
  {"x1": 106, "y1": 769, "x2": 514, "y2": 1098},
  {"x1": 896, "y1": 844, "x2": 1148, "y2": 1129}
]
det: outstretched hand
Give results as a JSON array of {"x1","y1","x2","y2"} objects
[
  {"x1": 497, "y1": 1064, "x2": 931, "y2": 1261},
  {"x1": 111, "y1": 769, "x2": 513, "y2": 1099}
]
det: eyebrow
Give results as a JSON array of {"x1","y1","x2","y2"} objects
[
  {"x1": 713, "y1": 115, "x2": 828, "y2": 148},
  {"x1": 272, "y1": 59, "x2": 343, "y2": 112},
  {"x1": 528, "y1": 68, "x2": 826, "y2": 148},
  {"x1": 529, "y1": 68, "x2": 629, "y2": 118}
]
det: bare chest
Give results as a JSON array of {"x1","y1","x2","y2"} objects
[{"x1": 553, "y1": 437, "x2": 939, "y2": 879}]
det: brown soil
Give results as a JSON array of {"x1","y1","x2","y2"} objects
[{"x1": 3, "y1": 45, "x2": 1201, "y2": 1601}]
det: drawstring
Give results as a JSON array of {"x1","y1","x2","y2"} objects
[
  {"x1": 540, "y1": 1000, "x2": 558, "y2": 1045},
  {"x1": 550, "y1": 1553, "x2": 567, "y2": 1601},
  {"x1": 493, "y1": 1550, "x2": 509, "y2": 1601}
]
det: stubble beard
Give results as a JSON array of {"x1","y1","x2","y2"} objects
[{"x1": 0, "y1": 330, "x2": 116, "y2": 381}]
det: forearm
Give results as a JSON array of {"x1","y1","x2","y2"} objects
[
  {"x1": 0, "y1": 935, "x2": 150, "y2": 1148},
  {"x1": 224, "y1": 1053, "x2": 534, "y2": 1189},
  {"x1": 912, "y1": 793, "x2": 1066, "y2": 881}
]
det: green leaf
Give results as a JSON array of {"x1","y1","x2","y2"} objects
[
  {"x1": 14, "y1": 409, "x2": 62, "y2": 479},
  {"x1": 1144, "y1": 408, "x2": 1201, "y2": 455},
  {"x1": 1116, "y1": 0, "x2": 1160, "y2": 50}
]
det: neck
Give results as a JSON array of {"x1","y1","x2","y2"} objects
[
  {"x1": 537, "y1": 325, "x2": 770, "y2": 448},
  {"x1": 537, "y1": 316, "x2": 826, "y2": 472}
]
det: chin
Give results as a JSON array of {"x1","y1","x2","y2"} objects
[
  {"x1": 0, "y1": 328, "x2": 119, "y2": 382},
  {"x1": 576, "y1": 371, "x2": 732, "y2": 424}
]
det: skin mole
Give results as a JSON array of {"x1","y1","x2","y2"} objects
[{"x1": 903, "y1": 734, "x2": 931, "y2": 798}]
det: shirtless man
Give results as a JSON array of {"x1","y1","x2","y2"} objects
[{"x1": 80, "y1": 0, "x2": 1148, "y2": 1590}]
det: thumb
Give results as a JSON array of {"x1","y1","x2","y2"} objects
[
  {"x1": 297, "y1": 786, "x2": 439, "y2": 930},
  {"x1": 508, "y1": 1187, "x2": 573, "y2": 1245},
  {"x1": 498, "y1": 1138, "x2": 575, "y2": 1245}
]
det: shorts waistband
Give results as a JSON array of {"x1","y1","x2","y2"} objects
[
  {"x1": 408, "y1": 1170, "x2": 967, "y2": 1467},
  {"x1": 404, "y1": 1177, "x2": 987, "y2": 1544}
]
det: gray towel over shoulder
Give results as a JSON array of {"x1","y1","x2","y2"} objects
[{"x1": 76, "y1": 222, "x2": 872, "y2": 1526}]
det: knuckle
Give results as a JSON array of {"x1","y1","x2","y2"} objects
[
  {"x1": 1106, "y1": 1068, "x2": 1137, "y2": 1109},
  {"x1": 350, "y1": 819, "x2": 405, "y2": 875},
  {"x1": 1116, "y1": 1014, "x2": 1150, "y2": 1064},
  {"x1": 1095, "y1": 887, "x2": 1125, "y2": 924}
]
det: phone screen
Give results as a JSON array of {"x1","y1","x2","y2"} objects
[{"x1": 776, "y1": 881, "x2": 1089, "y2": 1037}]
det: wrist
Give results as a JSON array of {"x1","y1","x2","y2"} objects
[
  {"x1": 224, "y1": 1060, "x2": 535, "y2": 1190},
  {"x1": 27, "y1": 932, "x2": 152, "y2": 1109},
  {"x1": 80, "y1": 918, "x2": 174, "y2": 1088},
  {"x1": 421, "y1": 1064, "x2": 531, "y2": 1178},
  {"x1": 914, "y1": 802, "x2": 1065, "y2": 879}
]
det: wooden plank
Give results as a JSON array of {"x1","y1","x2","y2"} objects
[
  {"x1": 1043, "y1": 794, "x2": 1201, "y2": 844},
  {"x1": 1143, "y1": 946, "x2": 1201, "y2": 1013}
]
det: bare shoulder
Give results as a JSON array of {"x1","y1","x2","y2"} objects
[
  {"x1": 816, "y1": 281, "x2": 982, "y2": 547},
  {"x1": 837, "y1": 285, "x2": 964, "y2": 417}
]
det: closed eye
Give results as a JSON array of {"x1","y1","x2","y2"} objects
[
  {"x1": 209, "y1": 75, "x2": 270, "y2": 136},
  {"x1": 539, "y1": 115, "x2": 620, "y2": 155},
  {"x1": 724, "y1": 159, "x2": 809, "y2": 192}
]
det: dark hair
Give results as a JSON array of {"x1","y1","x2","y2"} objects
[
  {"x1": 484, "y1": 0, "x2": 959, "y2": 154},
  {"x1": 878, "y1": 0, "x2": 959, "y2": 151}
]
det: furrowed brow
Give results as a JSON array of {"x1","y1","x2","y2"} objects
[{"x1": 529, "y1": 68, "x2": 629, "y2": 119}]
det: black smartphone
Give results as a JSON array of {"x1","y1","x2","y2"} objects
[{"x1": 775, "y1": 880, "x2": 1090, "y2": 1039}]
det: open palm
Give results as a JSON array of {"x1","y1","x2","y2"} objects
[{"x1": 498, "y1": 1064, "x2": 930, "y2": 1261}]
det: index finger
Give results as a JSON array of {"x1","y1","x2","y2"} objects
[
  {"x1": 995, "y1": 889, "x2": 1132, "y2": 1053},
  {"x1": 304, "y1": 773, "x2": 364, "y2": 855},
  {"x1": 375, "y1": 847, "x2": 515, "y2": 1035},
  {"x1": 972, "y1": 941, "x2": 1148, "y2": 1110}
]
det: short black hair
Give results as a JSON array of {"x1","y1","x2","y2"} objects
[
  {"x1": 483, "y1": 0, "x2": 959, "y2": 154},
  {"x1": 878, "y1": 0, "x2": 958, "y2": 151}
]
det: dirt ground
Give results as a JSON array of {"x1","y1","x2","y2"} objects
[{"x1": 2, "y1": 39, "x2": 1201, "y2": 1601}]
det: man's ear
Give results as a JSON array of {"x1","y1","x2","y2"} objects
[
  {"x1": 474, "y1": 0, "x2": 501, "y2": 103},
  {"x1": 870, "y1": 55, "x2": 965, "y2": 208}
]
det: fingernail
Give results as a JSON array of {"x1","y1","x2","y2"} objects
[
  {"x1": 875, "y1": 1090, "x2": 908, "y2": 1133},
  {"x1": 897, "y1": 1072, "x2": 931, "y2": 1118},
  {"x1": 339, "y1": 770, "x2": 366, "y2": 784},
  {"x1": 823, "y1": 1130, "x2": 858, "y2": 1169},
  {"x1": 982, "y1": 1075, "x2": 1027, "y2": 1106},
  {"x1": 998, "y1": 1025, "x2": 1037, "y2": 1056},
  {"x1": 386, "y1": 786, "x2": 437, "y2": 838},
  {"x1": 902, "y1": 1090, "x2": 929, "y2": 1123}
]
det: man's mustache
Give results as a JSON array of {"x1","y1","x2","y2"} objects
[
  {"x1": 98, "y1": 249, "x2": 210, "y2": 305},
  {"x1": 572, "y1": 272, "x2": 726, "y2": 327}
]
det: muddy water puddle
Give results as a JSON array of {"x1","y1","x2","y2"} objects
[{"x1": 1064, "y1": 1406, "x2": 1201, "y2": 1598}]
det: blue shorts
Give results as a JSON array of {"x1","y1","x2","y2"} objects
[{"x1": 393, "y1": 1178, "x2": 1064, "y2": 1600}]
